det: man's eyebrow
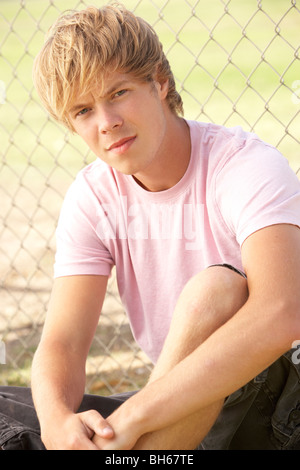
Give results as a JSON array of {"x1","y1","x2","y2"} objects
[
  {"x1": 68, "y1": 102, "x2": 91, "y2": 115},
  {"x1": 102, "y1": 79, "x2": 132, "y2": 97},
  {"x1": 68, "y1": 80, "x2": 132, "y2": 116}
]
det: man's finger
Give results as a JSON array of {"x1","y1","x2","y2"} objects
[{"x1": 81, "y1": 410, "x2": 114, "y2": 439}]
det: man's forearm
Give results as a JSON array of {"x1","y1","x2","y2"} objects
[
  {"x1": 150, "y1": 306, "x2": 289, "y2": 432},
  {"x1": 32, "y1": 340, "x2": 116, "y2": 450},
  {"x1": 31, "y1": 340, "x2": 86, "y2": 427}
]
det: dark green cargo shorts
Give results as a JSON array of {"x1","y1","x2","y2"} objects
[{"x1": 200, "y1": 349, "x2": 300, "y2": 449}]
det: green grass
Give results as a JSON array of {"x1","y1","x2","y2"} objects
[{"x1": 0, "y1": 0, "x2": 299, "y2": 174}]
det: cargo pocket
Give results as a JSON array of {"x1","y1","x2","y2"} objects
[
  {"x1": 0, "y1": 414, "x2": 45, "y2": 450},
  {"x1": 201, "y1": 374, "x2": 268, "y2": 450}
]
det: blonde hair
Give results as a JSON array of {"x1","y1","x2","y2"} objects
[{"x1": 33, "y1": 3, "x2": 183, "y2": 131}]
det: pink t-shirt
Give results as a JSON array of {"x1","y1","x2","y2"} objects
[{"x1": 54, "y1": 121, "x2": 300, "y2": 363}]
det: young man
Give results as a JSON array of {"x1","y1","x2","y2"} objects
[{"x1": 1, "y1": 4, "x2": 300, "y2": 450}]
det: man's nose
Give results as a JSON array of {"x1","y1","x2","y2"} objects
[{"x1": 98, "y1": 106, "x2": 123, "y2": 134}]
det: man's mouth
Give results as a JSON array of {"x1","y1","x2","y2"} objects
[{"x1": 107, "y1": 136, "x2": 136, "y2": 154}]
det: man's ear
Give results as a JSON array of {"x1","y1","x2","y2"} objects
[
  {"x1": 153, "y1": 77, "x2": 169, "y2": 100},
  {"x1": 160, "y1": 78, "x2": 169, "y2": 100}
]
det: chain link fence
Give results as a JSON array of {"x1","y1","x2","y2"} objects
[{"x1": 0, "y1": 0, "x2": 299, "y2": 395}]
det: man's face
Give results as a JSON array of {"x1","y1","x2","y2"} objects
[{"x1": 68, "y1": 71, "x2": 169, "y2": 177}]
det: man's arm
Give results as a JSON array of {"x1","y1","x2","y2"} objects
[
  {"x1": 96, "y1": 223, "x2": 300, "y2": 449},
  {"x1": 31, "y1": 274, "x2": 114, "y2": 450}
]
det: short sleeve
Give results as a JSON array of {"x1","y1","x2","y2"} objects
[
  {"x1": 215, "y1": 138, "x2": 300, "y2": 246},
  {"x1": 53, "y1": 177, "x2": 114, "y2": 278}
]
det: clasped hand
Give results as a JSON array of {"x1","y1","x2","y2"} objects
[{"x1": 42, "y1": 405, "x2": 140, "y2": 450}]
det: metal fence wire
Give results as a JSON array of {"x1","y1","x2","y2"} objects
[{"x1": 0, "y1": 0, "x2": 299, "y2": 395}]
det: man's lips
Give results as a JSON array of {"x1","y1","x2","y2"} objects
[{"x1": 107, "y1": 136, "x2": 136, "y2": 153}]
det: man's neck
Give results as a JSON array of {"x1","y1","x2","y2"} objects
[{"x1": 132, "y1": 117, "x2": 191, "y2": 192}]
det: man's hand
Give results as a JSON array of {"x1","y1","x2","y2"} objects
[
  {"x1": 41, "y1": 409, "x2": 114, "y2": 450},
  {"x1": 92, "y1": 397, "x2": 145, "y2": 450}
]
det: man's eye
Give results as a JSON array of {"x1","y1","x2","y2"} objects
[
  {"x1": 77, "y1": 108, "x2": 90, "y2": 116},
  {"x1": 114, "y1": 89, "x2": 127, "y2": 98}
]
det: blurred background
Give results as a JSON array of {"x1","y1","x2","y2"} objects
[{"x1": 0, "y1": 0, "x2": 299, "y2": 395}]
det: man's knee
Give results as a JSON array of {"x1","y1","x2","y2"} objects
[
  {"x1": 156, "y1": 265, "x2": 249, "y2": 371},
  {"x1": 205, "y1": 264, "x2": 248, "y2": 309},
  {"x1": 181, "y1": 264, "x2": 248, "y2": 327}
]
